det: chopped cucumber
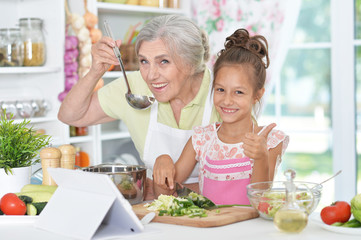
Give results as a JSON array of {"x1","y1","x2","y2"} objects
[
  {"x1": 26, "y1": 204, "x2": 37, "y2": 216},
  {"x1": 32, "y1": 202, "x2": 47, "y2": 215},
  {"x1": 26, "y1": 202, "x2": 47, "y2": 216}
]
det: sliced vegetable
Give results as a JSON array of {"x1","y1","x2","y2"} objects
[
  {"x1": 144, "y1": 194, "x2": 208, "y2": 218},
  {"x1": 32, "y1": 202, "x2": 47, "y2": 215},
  {"x1": 26, "y1": 204, "x2": 37, "y2": 216}
]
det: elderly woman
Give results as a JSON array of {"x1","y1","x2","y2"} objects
[{"x1": 58, "y1": 15, "x2": 221, "y2": 199}]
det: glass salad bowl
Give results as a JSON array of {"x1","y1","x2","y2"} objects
[{"x1": 247, "y1": 181, "x2": 322, "y2": 220}]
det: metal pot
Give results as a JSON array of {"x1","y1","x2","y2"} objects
[{"x1": 82, "y1": 164, "x2": 146, "y2": 205}]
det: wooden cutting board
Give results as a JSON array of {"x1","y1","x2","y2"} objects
[{"x1": 132, "y1": 203, "x2": 259, "y2": 228}]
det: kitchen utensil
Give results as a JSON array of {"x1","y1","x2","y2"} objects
[
  {"x1": 175, "y1": 182, "x2": 193, "y2": 197},
  {"x1": 140, "y1": 212, "x2": 156, "y2": 225},
  {"x1": 103, "y1": 20, "x2": 155, "y2": 110},
  {"x1": 314, "y1": 170, "x2": 342, "y2": 188},
  {"x1": 82, "y1": 164, "x2": 147, "y2": 205},
  {"x1": 132, "y1": 203, "x2": 258, "y2": 227},
  {"x1": 247, "y1": 180, "x2": 322, "y2": 220}
]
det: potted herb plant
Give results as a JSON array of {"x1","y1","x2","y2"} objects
[{"x1": 0, "y1": 112, "x2": 51, "y2": 197}]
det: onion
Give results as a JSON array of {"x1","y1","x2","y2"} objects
[
  {"x1": 64, "y1": 49, "x2": 79, "y2": 64},
  {"x1": 79, "y1": 55, "x2": 92, "y2": 68},
  {"x1": 65, "y1": 75, "x2": 79, "y2": 90},
  {"x1": 80, "y1": 43, "x2": 91, "y2": 55},
  {"x1": 71, "y1": 14, "x2": 85, "y2": 30},
  {"x1": 65, "y1": 35, "x2": 78, "y2": 50},
  {"x1": 90, "y1": 28, "x2": 102, "y2": 43},
  {"x1": 58, "y1": 90, "x2": 68, "y2": 102},
  {"x1": 77, "y1": 27, "x2": 90, "y2": 42},
  {"x1": 83, "y1": 11, "x2": 98, "y2": 29},
  {"x1": 94, "y1": 78, "x2": 104, "y2": 92},
  {"x1": 64, "y1": 62, "x2": 79, "y2": 76}
]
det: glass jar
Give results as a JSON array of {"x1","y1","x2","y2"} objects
[
  {"x1": 19, "y1": 18, "x2": 46, "y2": 66},
  {"x1": 0, "y1": 28, "x2": 24, "y2": 67}
]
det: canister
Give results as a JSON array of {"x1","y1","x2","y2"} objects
[
  {"x1": 0, "y1": 28, "x2": 24, "y2": 67},
  {"x1": 19, "y1": 18, "x2": 46, "y2": 66}
]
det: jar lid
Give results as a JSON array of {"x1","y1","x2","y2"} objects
[
  {"x1": 0, "y1": 28, "x2": 20, "y2": 32},
  {"x1": 19, "y1": 18, "x2": 43, "y2": 27}
]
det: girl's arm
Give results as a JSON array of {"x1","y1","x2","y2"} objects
[{"x1": 153, "y1": 137, "x2": 197, "y2": 198}]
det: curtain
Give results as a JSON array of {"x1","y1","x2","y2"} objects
[{"x1": 191, "y1": 0, "x2": 301, "y2": 115}]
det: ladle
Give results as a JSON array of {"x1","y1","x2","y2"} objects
[{"x1": 103, "y1": 20, "x2": 155, "y2": 110}]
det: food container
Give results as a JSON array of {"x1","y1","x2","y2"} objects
[
  {"x1": 82, "y1": 164, "x2": 146, "y2": 205},
  {"x1": 247, "y1": 181, "x2": 322, "y2": 220},
  {"x1": 19, "y1": 18, "x2": 46, "y2": 66},
  {"x1": 0, "y1": 28, "x2": 24, "y2": 67}
]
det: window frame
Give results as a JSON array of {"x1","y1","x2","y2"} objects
[{"x1": 330, "y1": 0, "x2": 357, "y2": 200}]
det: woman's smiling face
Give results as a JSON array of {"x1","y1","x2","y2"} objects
[
  {"x1": 213, "y1": 65, "x2": 261, "y2": 124},
  {"x1": 138, "y1": 39, "x2": 191, "y2": 103}
]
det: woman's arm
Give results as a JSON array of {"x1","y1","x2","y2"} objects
[
  {"x1": 58, "y1": 37, "x2": 120, "y2": 126},
  {"x1": 153, "y1": 137, "x2": 197, "y2": 198}
]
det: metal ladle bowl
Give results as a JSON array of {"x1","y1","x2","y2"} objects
[{"x1": 104, "y1": 20, "x2": 155, "y2": 110}]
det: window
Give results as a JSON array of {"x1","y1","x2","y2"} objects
[{"x1": 260, "y1": 0, "x2": 359, "y2": 205}]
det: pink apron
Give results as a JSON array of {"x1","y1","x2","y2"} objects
[{"x1": 202, "y1": 155, "x2": 252, "y2": 205}]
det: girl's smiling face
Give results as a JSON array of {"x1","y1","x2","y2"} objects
[
  {"x1": 138, "y1": 39, "x2": 191, "y2": 103},
  {"x1": 213, "y1": 65, "x2": 263, "y2": 124}
]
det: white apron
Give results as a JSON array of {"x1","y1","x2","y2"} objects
[{"x1": 143, "y1": 83, "x2": 213, "y2": 184}]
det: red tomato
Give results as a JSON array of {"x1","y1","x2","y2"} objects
[
  {"x1": 0, "y1": 193, "x2": 27, "y2": 215},
  {"x1": 258, "y1": 198, "x2": 272, "y2": 214},
  {"x1": 320, "y1": 201, "x2": 351, "y2": 225}
]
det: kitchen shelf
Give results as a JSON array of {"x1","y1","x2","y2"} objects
[
  {"x1": 0, "y1": 66, "x2": 62, "y2": 75},
  {"x1": 100, "y1": 131, "x2": 130, "y2": 141},
  {"x1": 96, "y1": 2, "x2": 185, "y2": 15},
  {"x1": 68, "y1": 135, "x2": 94, "y2": 144},
  {"x1": 13, "y1": 116, "x2": 58, "y2": 124}
]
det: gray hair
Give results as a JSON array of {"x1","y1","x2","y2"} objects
[{"x1": 135, "y1": 15, "x2": 209, "y2": 75}]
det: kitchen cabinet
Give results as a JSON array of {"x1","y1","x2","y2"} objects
[{"x1": 0, "y1": 0, "x2": 191, "y2": 168}]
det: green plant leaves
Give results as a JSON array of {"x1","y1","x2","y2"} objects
[{"x1": 0, "y1": 112, "x2": 51, "y2": 173}]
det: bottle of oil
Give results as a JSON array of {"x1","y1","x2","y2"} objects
[{"x1": 273, "y1": 169, "x2": 310, "y2": 233}]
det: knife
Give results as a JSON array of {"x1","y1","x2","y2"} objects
[{"x1": 175, "y1": 182, "x2": 194, "y2": 197}]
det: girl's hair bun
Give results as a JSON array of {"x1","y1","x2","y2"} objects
[{"x1": 222, "y1": 29, "x2": 269, "y2": 68}]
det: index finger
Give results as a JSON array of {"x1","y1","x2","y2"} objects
[
  {"x1": 258, "y1": 123, "x2": 276, "y2": 137},
  {"x1": 167, "y1": 176, "x2": 175, "y2": 190}
]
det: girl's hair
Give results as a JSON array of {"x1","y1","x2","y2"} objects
[
  {"x1": 213, "y1": 29, "x2": 270, "y2": 118},
  {"x1": 135, "y1": 15, "x2": 210, "y2": 75},
  {"x1": 213, "y1": 28, "x2": 269, "y2": 93}
]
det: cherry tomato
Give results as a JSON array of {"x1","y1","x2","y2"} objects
[
  {"x1": 0, "y1": 193, "x2": 27, "y2": 215},
  {"x1": 320, "y1": 201, "x2": 351, "y2": 225}
]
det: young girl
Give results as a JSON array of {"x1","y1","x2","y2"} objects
[{"x1": 153, "y1": 29, "x2": 289, "y2": 205}]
